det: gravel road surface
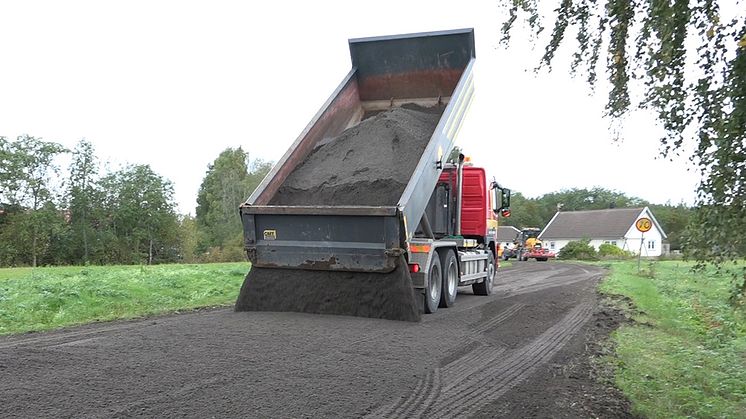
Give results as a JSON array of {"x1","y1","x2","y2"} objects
[{"x1": 0, "y1": 262, "x2": 633, "y2": 418}]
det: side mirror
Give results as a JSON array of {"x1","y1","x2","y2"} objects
[
  {"x1": 500, "y1": 188, "x2": 511, "y2": 210},
  {"x1": 491, "y1": 182, "x2": 511, "y2": 215}
]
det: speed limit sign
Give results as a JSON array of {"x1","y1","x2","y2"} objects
[{"x1": 635, "y1": 217, "x2": 652, "y2": 233}]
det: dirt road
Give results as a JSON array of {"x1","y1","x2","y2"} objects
[{"x1": 0, "y1": 262, "x2": 632, "y2": 418}]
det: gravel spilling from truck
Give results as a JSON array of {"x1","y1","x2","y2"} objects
[
  {"x1": 237, "y1": 104, "x2": 443, "y2": 321},
  {"x1": 269, "y1": 104, "x2": 444, "y2": 206},
  {"x1": 235, "y1": 256, "x2": 421, "y2": 321}
]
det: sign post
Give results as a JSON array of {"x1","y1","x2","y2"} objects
[{"x1": 635, "y1": 217, "x2": 652, "y2": 273}]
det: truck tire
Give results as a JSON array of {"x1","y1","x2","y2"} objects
[
  {"x1": 472, "y1": 252, "x2": 495, "y2": 296},
  {"x1": 439, "y1": 249, "x2": 458, "y2": 308},
  {"x1": 424, "y1": 256, "x2": 442, "y2": 314}
]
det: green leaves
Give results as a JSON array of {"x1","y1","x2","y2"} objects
[
  {"x1": 0, "y1": 135, "x2": 67, "y2": 208},
  {"x1": 0, "y1": 135, "x2": 68, "y2": 266},
  {"x1": 195, "y1": 147, "x2": 271, "y2": 257},
  {"x1": 100, "y1": 164, "x2": 179, "y2": 265},
  {"x1": 500, "y1": 0, "x2": 544, "y2": 46},
  {"x1": 500, "y1": 0, "x2": 746, "y2": 290},
  {"x1": 558, "y1": 238, "x2": 599, "y2": 260},
  {"x1": 0, "y1": 137, "x2": 182, "y2": 267}
]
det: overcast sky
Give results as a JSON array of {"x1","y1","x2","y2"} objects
[{"x1": 0, "y1": 1, "x2": 702, "y2": 214}]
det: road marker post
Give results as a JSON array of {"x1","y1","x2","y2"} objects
[{"x1": 635, "y1": 217, "x2": 652, "y2": 273}]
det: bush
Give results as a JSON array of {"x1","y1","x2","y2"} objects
[
  {"x1": 558, "y1": 239, "x2": 598, "y2": 260},
  {"x1": 598, "y1": 243, "x2": 634, "y2": 259},
  {"x1": 198, "y1": 235, "x2": 246, "y2": 263}
]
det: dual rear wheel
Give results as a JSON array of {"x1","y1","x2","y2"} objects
[
  {"x1": 423, "y1": 249, "x2": 493, "y2": 313},
  {"x1": 472, "y1": 252, "x2": 495, "y2": 296}
]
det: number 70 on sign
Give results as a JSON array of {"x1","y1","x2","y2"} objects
[{"x1": 635, "y1": 218, "x2": 652, "y2": 233}]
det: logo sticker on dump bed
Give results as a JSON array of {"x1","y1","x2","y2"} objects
[{"x1": 263, "y1": 230, "x2": 277, "y2": 240}]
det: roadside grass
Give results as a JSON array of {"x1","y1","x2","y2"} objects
[
  {"x1": 0, "y1": 263, "x2": 250, "y2": 336},
  {"x1": 599, "y1": 260, "x2": 746, "y2": 419}
]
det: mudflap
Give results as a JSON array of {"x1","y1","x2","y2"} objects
[{"x1": 234, "y1": 256, "x2": 422, "y2": 322}]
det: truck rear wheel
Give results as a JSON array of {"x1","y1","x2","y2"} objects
[
  {"x1": 424, "y1": 256, "x2": 442, "y2": 314},
  {"x1": 439, "y1": 249, "x2": 458, "y2": 308},
  {"x1": 472, "y1": 252, "x2": 495, "y2": 296}
]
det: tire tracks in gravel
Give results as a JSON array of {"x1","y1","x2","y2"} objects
[
  {"x1": 96, "y1": 371, "x2": 241, "y2": 419},
  {"x1": 367, "y1": 299, "x2": 595, "y2": 419},
  {"x1": 0, "y1": 309, "x2": 230, "y2": 350},
  {"x1": 0, "y1": 323, "x2": 147, "y2": 350},
  {"x1": 431, "y1": 300, "x2": 595, "y2": 419},
  {"x1": 494, "y1": 263, "x2": 605, "y2": 299},
  {"x1": 365, "y1": 303, "x2": 522, "y2": 419}
]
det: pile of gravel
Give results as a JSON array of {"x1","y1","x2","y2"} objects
[
  {"x1": 269, "y1": 104, "x2": 444, "y2": 206},
  {"x1": 235, "y1": 256, "x2": 422, "y2": 322}
]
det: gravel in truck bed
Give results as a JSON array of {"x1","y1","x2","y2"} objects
[{"x1": 269, "y1": 104, "x2": 444, "y2": 206}]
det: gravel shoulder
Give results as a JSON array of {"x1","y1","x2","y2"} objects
[{"x1": 0, "y1": 262, "x2": 633, "y2": 418}]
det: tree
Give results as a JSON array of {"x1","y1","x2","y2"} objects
[
  {"x1": 0, "y1": 136, "x2": 14, "y2": 201},
  {"x1": 66, "y1": 139, "x2": 101, "y2": 264},
  {"x1": 100, "y1": 165, "x2": 178, "y2": 265},
  {"x1": 447, "y1": 145, "x2": 463, "y2": 163},
  {"x1": 0, "y1": 135, "x2": 67, "y2": 266},
  {"x1": 540, "y1": 187, "x2": 646, "y2": 212},
  {"x1": 176, "y1": 215, "x2": 200, "y2": 263},
  {"x1": 502, "y1": 1, "x2": 745, "y2": 296},
  {"x1": 196, "y1": 148, "x2": 272, "y2": 258},
  {"x1": 499, "y1": 191, "x2": 550, "y2": 228},
  {"x1": 649, "y1": 203, "x2": 692, "y2": 251}
]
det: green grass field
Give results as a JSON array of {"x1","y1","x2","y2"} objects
[
  {"x1": 0, "y1": 263, "x2": 250, "y2": 335},
  {"x1": 599, "y1": 260, "x2": 746, "y2": 419}
]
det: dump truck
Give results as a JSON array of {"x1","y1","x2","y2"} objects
[{"x1": 236, "y1": 28, "x2": 511, "y2": 321}]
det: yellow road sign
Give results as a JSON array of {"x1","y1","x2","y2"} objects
[{"x1": 635, "y1": 218, "x2": 652, "y2": 233}]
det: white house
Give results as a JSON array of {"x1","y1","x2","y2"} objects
[
  {"x1": 497, "y1": 225, "x2": 520, "y2": 250},
  {"x1": 538, "y1": 207, "x2": 667, "y2": 257}
]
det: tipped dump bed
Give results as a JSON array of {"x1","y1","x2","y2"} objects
[{"x1": 240, "y1": 28, "x2": 475, "y2": 273}]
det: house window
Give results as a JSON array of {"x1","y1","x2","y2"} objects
[
  {"x1": 550, "y1": 242, "x2": 555, "y2": 250},
  {"x1": 647, "y1": 240, "x2": 656, "y2": 250},
  {"x1": 611, "y1": 241, "x2": 617, "y2": 246}
]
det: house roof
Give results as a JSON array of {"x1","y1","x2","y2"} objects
[
  {"x1": 539, "y1": 207, "x2": 667, "y2": 240},
  {"x1": 497, "y1": 225, "x2": 520, "y2": 242}
]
